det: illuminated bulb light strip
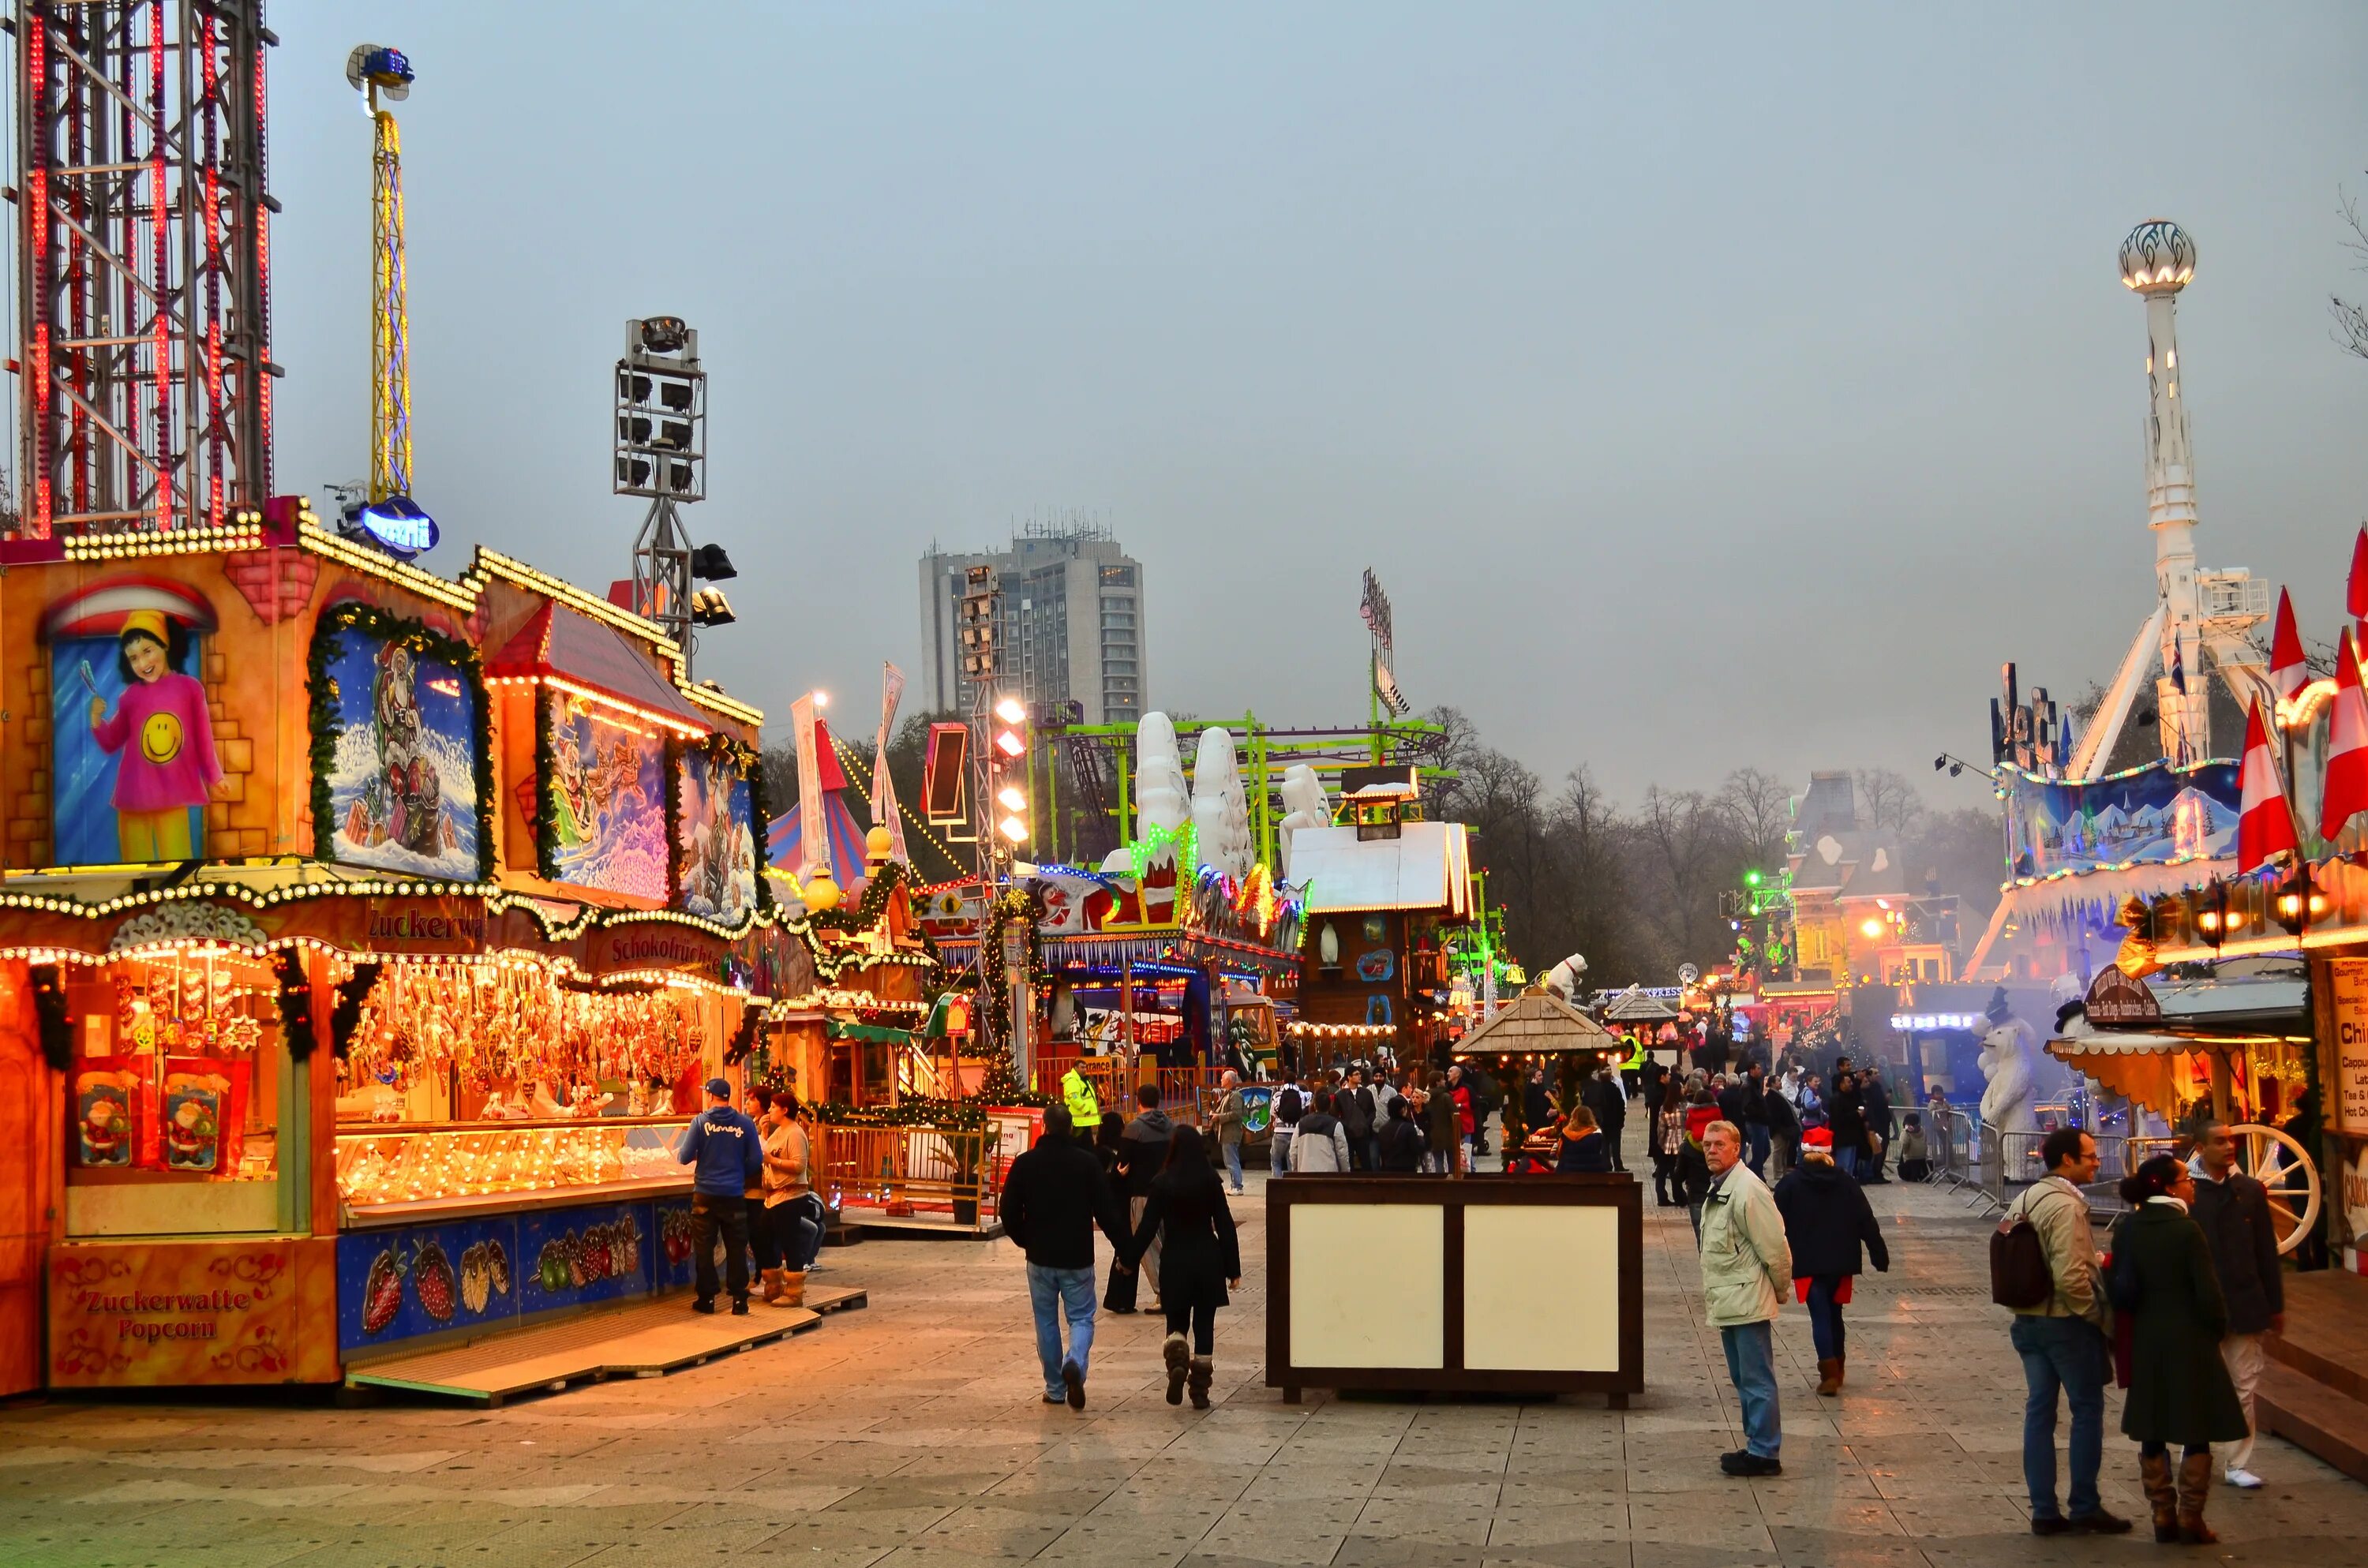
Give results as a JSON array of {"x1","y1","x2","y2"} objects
[
  {"x1": 2279, "y1": 679, "x2": 2340, "y2": 731},
  {"x1": 679, "y1": 682, "x2": 763, "y2": 728},
  {"x1": 463, "y1": 548, "x2": 679, "y2": 651},
  {"x1": 64, "y1": 517, "x2": 266, "y2": 560},
  {"x1": 486, "y1": 672, "x2": 707, "y2": 740},
  {"x1": 296, "y1": 520, "x2": 477, "y2": 610},
  {"x1": 1283, "y1": 1022, "x2": 1397, "y2": 1040}
]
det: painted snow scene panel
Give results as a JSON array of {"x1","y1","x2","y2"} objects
[
  {"x1": 675, "y1": 747, "x2": 759, "y2": 922},
  {"x1": 325, "y1": 628, "x2": 482, "y2": 880},
  {"x1": 547, "y1": 698, "x2": 668, "y2": 900},
  {"x1": 2006, "y1": 758, "x2": 2240, "y2": 880}
]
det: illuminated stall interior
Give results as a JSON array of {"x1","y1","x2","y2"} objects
[{"x1": 61, "y1": 944, "x2": 296, "y2": 1238}]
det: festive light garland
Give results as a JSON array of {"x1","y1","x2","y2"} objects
[{"x1": 827, "y1": 734, "x2": 970, "y2": 874}]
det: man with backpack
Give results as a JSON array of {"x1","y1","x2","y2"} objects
[
  {"x1": 1337, "y1": 1065, "x2": 1377, "y2": 1171},
  {"x1": 1996, "y1": 1127, "x2": 2131, "y2": 1538},
  {"x1": 1270, "y1": 1075, "x2": 1305, "y2": 1176}
]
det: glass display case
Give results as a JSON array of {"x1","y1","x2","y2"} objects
[
  {"x1": 66, "y1": 950, "x2": 290, "y2": 1238},
  {"x1": 334, "y1": 1117, "x2": 692, "y2": 1225}
]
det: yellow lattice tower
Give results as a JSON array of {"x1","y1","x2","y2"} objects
[{"x1": 347, "y1": 45, "x2": 417, "y2": 503}]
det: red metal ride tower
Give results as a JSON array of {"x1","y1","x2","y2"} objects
[{"x1": 13, "y1": 1, "x2": 275, "y2": 539}]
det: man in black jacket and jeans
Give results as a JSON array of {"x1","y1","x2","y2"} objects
[
  {"x1": 1002, "y1": 1106, "x2": 1132, "y2": 1409},
  {"x1": 1339, "y1": 1066, "x2": 1377, "y2": 1170},
  {"x1": 2191, "y1": 1121, "x2": 2285, "y2": 1489}
]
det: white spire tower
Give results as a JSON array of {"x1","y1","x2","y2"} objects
[
  {"x1": 2065, "y1": 221, "x2": 2270, "y2": 779},
  {"x1": 2122, "y1": 220, "x2": 2207, "y2": 759}
]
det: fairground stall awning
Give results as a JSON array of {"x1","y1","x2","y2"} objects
[
  {"x1": 1452, "y1": 988, "x2": 1617, "y2": 1061},
  {"x1": 2047, "y1": 967, "x2": 2313, "y2": 1120},
  {"x1": 1602, "y1": 986, "x2": 1681, "y2": 1024},
  {"x1": 486, "y1": 601, "x2": 710, "y2": 736}
]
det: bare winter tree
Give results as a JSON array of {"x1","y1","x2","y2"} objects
[
  {"x1": 1854, "y1": 767, "x2": 1926, "y2": 838},
  {"x1": 2337, "y1": 174, "x2": 2368, "y2": 361},
  {"x1": 1632, "y1": 785, "x2": 1743, "y2": 970},
  {"x1": 1716, "y1": 766, "x2": 1793, "y2": 870}
]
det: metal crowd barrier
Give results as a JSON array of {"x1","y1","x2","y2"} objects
[{"x1": 815, "y1": 1121, "x2": 999, "y2": 1234}]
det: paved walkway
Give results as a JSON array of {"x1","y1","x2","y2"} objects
[{"x1": 5, "y1": 1136, "x2": 2365, "y2": 1566}]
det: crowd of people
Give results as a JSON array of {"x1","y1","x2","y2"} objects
[{"x1": 1029, "y1": 1034, "x2": 2293, "y2": 1542}]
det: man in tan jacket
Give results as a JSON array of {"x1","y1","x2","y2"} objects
[
  {"x1": 1699, "y1": 1119, "x2": 1792, "y2": 1477},
  {"x1": 2003, "y1": 1128, "x2": 2130, "y2": 1538}
]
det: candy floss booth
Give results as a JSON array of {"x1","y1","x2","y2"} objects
[{"x1": 0, "y1": 507, "x2": 799, "y2": 1394}]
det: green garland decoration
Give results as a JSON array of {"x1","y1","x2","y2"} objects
[
  {"x1": 809, "y1": 1097, "x2": 988, "y2": 1131},
  {"x1": 975, "y1": 883, "x2": 1046, "y2": 1101},
  {"x1": 303, "y1": 600, "x2": 496, "y2": 879},
  {"x1": 664, "y1": 735, "x2": 686, "y2": 904},
  {"x1": 534, "y1": 687, "x2": 560, "y2": 881}
]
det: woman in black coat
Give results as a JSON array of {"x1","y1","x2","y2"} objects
[
  {"x1": 1376, "y1": 1096, "x2": 1429, "y2": 1171},
  {"x1": 1121, "y1": 1128, "x2": 1242, "y2": 1409},
  {"x1": 1771, "y1": 1128, "x2": 1888, "y2": 1396},
  {"x1": 2108, "y1": 1155, "x2": 2249, "y2": 1545}
]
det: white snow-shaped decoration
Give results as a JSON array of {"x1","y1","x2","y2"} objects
[
  {"x1": 1276, "y1": 764, "x2": 1332, "y2": 878},
  {"x1": 1129, "y1": 712, "x2": 1193, "y2": 922},
  {"x1": 1817, "y1": 834, "x2": 1843, "y2": 866},
  {"x1": 1871, "y1": 847, "x2": 1889, "y2": 874},
  {"x1": 1133, "y1": 712, "x2": 1190, "y2": 836},
  {"x1": 1190, "y1": 727, "x2": 1253, "y2": 881}
]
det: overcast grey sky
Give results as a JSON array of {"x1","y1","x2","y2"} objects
[{"x1": 268, "y1": 3, "x2": 2368, "y2": 802}]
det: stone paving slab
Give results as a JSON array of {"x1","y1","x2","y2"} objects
[{"x1": 4, "y1": 1125, "x2": 2365, "y2": 1567}]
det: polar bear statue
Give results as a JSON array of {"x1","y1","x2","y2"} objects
[{"x1": 1976, "y1": 996, "x2": 2041, "y2": 1137}]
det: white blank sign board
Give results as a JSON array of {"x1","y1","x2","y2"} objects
[
  {"x1": 1462, "y1": 1204, "x2": 1621, "y2": 1372},
  {"x1": 1289, "y1": 1203, "x2": 1442, "y2": 1368}
]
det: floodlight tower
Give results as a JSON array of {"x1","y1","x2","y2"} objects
[
  {"x1": 347, "y1": 46, "x2": 416, "y2": 507},
  {"x1": 616, "y1": 316, "x2": 733, "y2": 672},
  {"x1": 15, "y1": 2, "x2": 276, "y2": 537}
]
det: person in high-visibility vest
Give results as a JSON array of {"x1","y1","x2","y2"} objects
[{"x1": 1062, "y1": 1066, "x2": 1103, "y2": 1141}]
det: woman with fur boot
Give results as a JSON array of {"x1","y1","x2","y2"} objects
[
  {"x1": 2107, "y1": 1155, "x2": 2250, "y2": 1544},
  {"x1": 1118, "y1": 1128, "x2": 1242, "y2": 1409}
]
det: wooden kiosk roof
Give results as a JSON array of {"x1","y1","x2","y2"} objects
[{"x1": 1453, "y1": 988, "x2": 1616, "y2": 1057}]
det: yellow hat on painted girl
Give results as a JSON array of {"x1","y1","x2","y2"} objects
[{"x1": 120, "y1": 608, "x2": 170, "y2": 646}]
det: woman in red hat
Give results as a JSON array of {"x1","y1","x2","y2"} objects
[{"x1": 1772, "y1": 1126, "x2": 1889, "y2": 1395}]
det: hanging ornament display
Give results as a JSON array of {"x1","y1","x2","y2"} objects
[{"x1": 335, "y1": 961, "x2": 707, "y2": 1098}]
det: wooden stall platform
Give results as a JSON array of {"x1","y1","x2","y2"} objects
[
  {"x1": 841, "y1": 1211, "x2": 1004, "y2": 1241},
  {"x1": 344, "y1": 1286, "x2": 867, "y2": 1407},
  {"x1": 2258, "y1": 1270, "x2": 2368, "y2": 1482}
]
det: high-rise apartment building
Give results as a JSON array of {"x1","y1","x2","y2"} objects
[{"x1": 917, "y1": 520, "x2": 1146, "y2": 724}]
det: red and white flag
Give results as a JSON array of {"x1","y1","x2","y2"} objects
[
  {"x1": 2323, "y1": 629, "x2": 2368, "y2": 842},
  {"x1": 2350, "y1": 529, "x2": 2368, "y2": 646},
  {"x1": 2237, "y1": 698, "x2": 2298, "y2": 871},
  {"x1": 2269, "y1": 587, "x2": 2308, "y2": 703}
]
